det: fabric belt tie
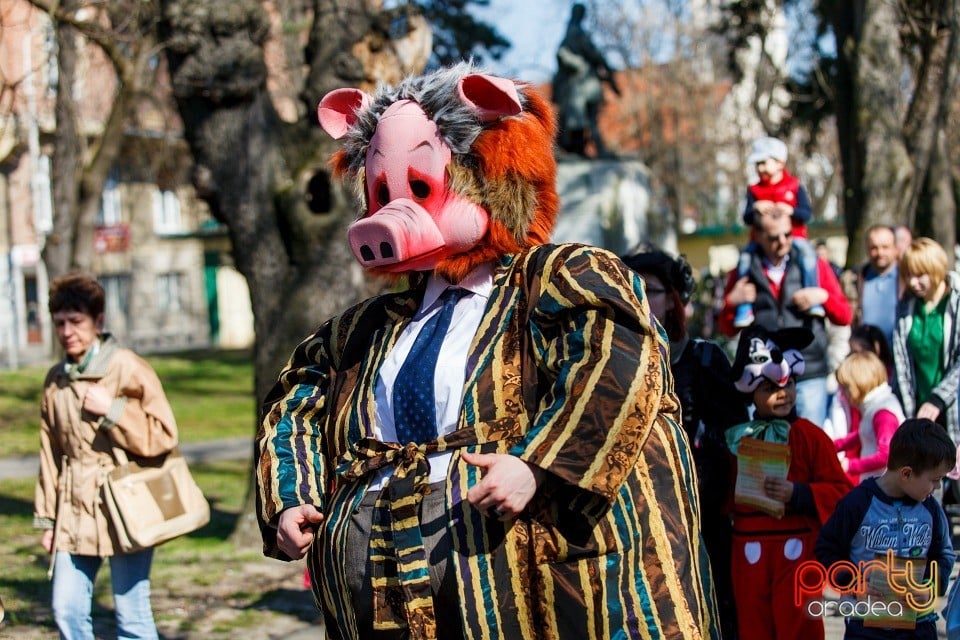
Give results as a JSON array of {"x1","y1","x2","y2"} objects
[{"x1": 336, "y1": 429, "x2": 511, "y2": 638}]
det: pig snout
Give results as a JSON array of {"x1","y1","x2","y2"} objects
[{"x1": 347, "y1": 199, "x2": 445, "y2": 269}]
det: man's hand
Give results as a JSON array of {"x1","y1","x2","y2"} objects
[
  {"x1": 83, "y1": 384, "x2": 113, "y2": 417},
  {"x1": 726, "y1": 277, "x2": 757, "y2": 307},
  {"x1": 917, "y1": 402, "x2": 942, "y2": 422},
  {"x1": 791, "y1": 287, "x2": 828, "y2": 312},
  {"x1": 763, "y1": 477, "x2": 794, "y2": 503},
  {"x1": 40, "y1": 529, "x2": 54, "y2": 554},
  {"x1": 463, "y1": 452, "x2": 544, "y2": 521},
  {"x1": 277, "y1": 505, "x2": 324, "y2": 560}
]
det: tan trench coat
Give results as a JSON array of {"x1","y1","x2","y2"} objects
[{"x1": 34, "y1": 335, "x2": 178, "y2": 556}]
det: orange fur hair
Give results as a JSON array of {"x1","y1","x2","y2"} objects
[{"x1": 330, "y1": 85, "x2": 558, "y2": 283}]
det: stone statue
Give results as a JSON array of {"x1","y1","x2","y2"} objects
[{"x1": 552, "y1": 3, "x2": 620, "y2": 157}]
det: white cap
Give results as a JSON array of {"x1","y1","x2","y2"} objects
[{"x1": 747, "y1": 136, "x2": 788, "y2": 164}]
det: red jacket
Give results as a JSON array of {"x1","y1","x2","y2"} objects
[{"x1": 744, "y1": 170, "x2": 812, "y2": 237}]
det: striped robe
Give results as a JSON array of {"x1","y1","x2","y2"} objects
[{"x1": 256, "y1": 243, "x2": 719, "y2": 639}]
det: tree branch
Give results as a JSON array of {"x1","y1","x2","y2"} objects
[{"x1": 24, "y1": 0, "x2": 139, "y2": 79}]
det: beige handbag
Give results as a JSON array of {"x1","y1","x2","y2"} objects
[{"x1": 102, "y1": 445, "x2": 210, "y2": 553}]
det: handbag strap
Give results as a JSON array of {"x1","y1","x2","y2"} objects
[
  {"x1": 108, "y1": 443, "x2": 182, "y2": 468},
  {"x1": 95, "y1": 415, "x2": 132, "y2": 467},
  {"x1": 110, "y1": 445, "x2": 130, "y2": 467}
]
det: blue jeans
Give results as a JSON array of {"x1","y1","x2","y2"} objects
[
  {"x1": 795, "y1": 376, "x2": 829, "y2": 428},
  {"x1": 52, "y1": 549, "x2": 157, "y2": 640}
]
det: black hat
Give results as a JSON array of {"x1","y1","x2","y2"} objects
[{"x1": 620, "y1": 246, "x2": 696, "y2": 304}]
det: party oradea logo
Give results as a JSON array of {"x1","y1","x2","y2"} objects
[{"x1": 795, "y1": 549, "x2": 937, "y2": 627}]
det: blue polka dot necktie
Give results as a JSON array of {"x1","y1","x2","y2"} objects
[{"x1": 393, "y1": 288, "x2": 463, "y2": 444}]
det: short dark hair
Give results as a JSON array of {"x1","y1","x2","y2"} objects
[
  {"x1": 48, "y1": 273, "x2": 105, "y2": 318},
  {"x1": 864, "y1": 224, "x2": 896, "y2": 243},
  {"x1": 850, "y1": 324, "x2": 894, "y2": 371},
  {"x1": 887, "y1": 418, "x2": 956, "y2": 474}
]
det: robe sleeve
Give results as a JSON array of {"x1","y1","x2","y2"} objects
[
  {"x1": 510, "y1": 245, "x2": 675, "y2": 518},
  {"x1": 256, "y1": 323, "x2": 333, "y2": 539}
]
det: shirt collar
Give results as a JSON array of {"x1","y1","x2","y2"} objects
[
  {"x1": 64, "y1": 338, "x2": 101, "y2": 379},
  {"x1": 420, "y1": 263, "x2": 494, "y2": 311},
  {"x1": 761, "y1": 253, "x2": 790, "y2": 272},
  {"x1": 865, "y1": 263, "x2": 897, "y2": 279}
]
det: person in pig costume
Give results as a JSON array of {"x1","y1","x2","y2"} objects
[{"x1": 256, "y1": 63, "x2": 717, "y2": 640}]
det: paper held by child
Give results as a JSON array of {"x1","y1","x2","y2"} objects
[
  {"x1": 862, "y1": 552, "x2": 926, "y2": 630},
  {"x1": 734, "y1": 437, "x2": 791, "y2": 518}
]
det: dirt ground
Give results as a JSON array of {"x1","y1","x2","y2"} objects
[{"x1": 1, "y1": 558, "x2": 325, "y2": 640}]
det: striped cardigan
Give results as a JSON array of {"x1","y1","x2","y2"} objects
[
  {"x1": 892, "y1": 270, "x2": 960, "y2": 443},
  {"x1": 256, "y1": 243, "x2": 718, "y2": 639}
]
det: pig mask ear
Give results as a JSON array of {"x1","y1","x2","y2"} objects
[
  {"x1": 456, "y1": 74, "x2": 522, "y2": 122},
  {"x1": 317, "y1": 88, "x2": 372, "y2": 139}
]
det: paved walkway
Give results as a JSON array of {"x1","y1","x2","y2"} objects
[{"x1": 0, "y1": 436, "x2": 253, "y2": 480}]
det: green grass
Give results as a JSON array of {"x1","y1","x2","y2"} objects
[{"x1": 0, "y1": 349, "x2": 255, "y2": 457}]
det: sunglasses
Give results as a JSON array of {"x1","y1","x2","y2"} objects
[{"x1": 764, "y1": 231, "x2": 793, "y2": 242}]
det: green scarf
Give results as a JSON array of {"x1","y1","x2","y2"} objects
[{"x1": 725, "y1": 418, "x2": 791, "y2": 455}]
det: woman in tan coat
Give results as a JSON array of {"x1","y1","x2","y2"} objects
[{"x1": 34, "y1": 273, "x2": 178, "y2": 640}]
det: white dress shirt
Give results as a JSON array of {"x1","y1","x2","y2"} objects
[{"x1": 368, "y1": 263, "x2": 493, "y2": 490}]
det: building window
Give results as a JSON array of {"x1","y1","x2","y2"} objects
[
  {"x1": 152, "y1": 188, "x2": 182, "y2": 234},
  {"x1": 97, "y1": 173, "x2": 122, "y2": 226},
  {"x1": 43, "y1": 21, "x2": 58, "y2": 97},
  {"x1": 24, "y1": 273, "x2": 42, "y2": 344},
  {"x1": 157, "y1": 273, "x2": 184, "y2": 312},
  {"x1": 100, "y1": 273, "x2": 131, "y2": 324},
  {"x1": 34, "y1": 155, "x2": 53, "y2": 234}
]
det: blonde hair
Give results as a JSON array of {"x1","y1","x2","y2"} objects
[
  {"x1": 836, "y1": 351, "x2": 888, "y2": 407},
  {"x1": 900, "y1": 237, "x2": 948, "y2": 293}
]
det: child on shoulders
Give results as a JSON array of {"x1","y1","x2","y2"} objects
[{"x1": 734, "y1": 136, "x2": 823, "y2": 327}]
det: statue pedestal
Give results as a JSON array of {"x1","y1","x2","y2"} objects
[{"x1": 551, "y1": 156, "x2": 676, "y2": 256}]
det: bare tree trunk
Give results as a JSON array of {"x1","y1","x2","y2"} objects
[
  {"x1": 830, "y1": 3, "x2": 863, "y2": 261},
  {"x1": 159, "y1": 0, "x2": 427, "y2": 548},
  {"x1": 857, "y1": 0, "x2": 913, "y2": 223},
  {"x1": 925, "y1": 129, "x2": 957, "y2": 268},
  {"x1": 830, "y1": 0, "x2": 959, "y2": 265},
  {"x1": 902, "y1": 0, "x2": 959, "y2": 238},
  {"x1": 45, "y1": 2, "x2": 83, "y2": 280}
]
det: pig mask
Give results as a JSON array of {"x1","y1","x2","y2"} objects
[{"x1": 318, "y1": 71, "x2": 524, "y2": 274}]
